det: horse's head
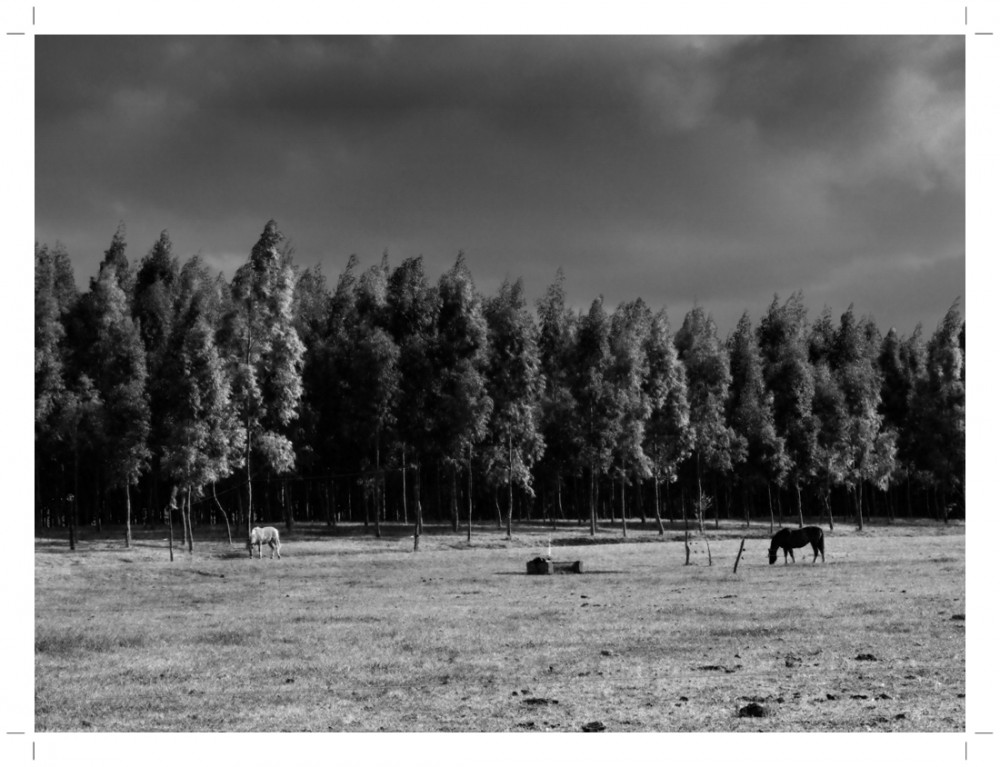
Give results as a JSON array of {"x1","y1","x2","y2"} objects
[{"x1": 767, "y1": 547, "x2": 778, "y2": 565}]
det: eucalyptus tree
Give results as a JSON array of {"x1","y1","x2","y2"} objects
[
  {"x1": 675, "y1": 307, "x2": 735, "y2": 532},
  {"x1": 132, "y1": 231, "x2": 181, "y2": 519},
  {"x1": 100, "y1": 222, "x2": 135, "y2": 299},
  {"x1": 483, "y1": 279, "x2": 544, "y2": 540},
  {"x1": 35, "y1": 244, "x2": 79, "y2": 527},
  {"x1": 910, "y1": 301, "x2": 964, "y2": 520},
  {"x1": 225, "y1": 220, "x2": 305, "y2": 533},
  {"x1": 53, "y1": 377, "x2": 103, "y2": 550},
  {"x1": 643, "y1": 309, "x2": 692, "y2": 533},
  {"x1": 757, "y1": 293, "x2": 818, "y2": 527},
  {"x1": 287, "y1": 263, "x2": 331, "y2": 508},
  {"x1": 86, "y1": 261, "x2": 151, "y2": 545},
  {"x1": 571, "y1": 297, "x2": 620, "y2": 535},
  {"x1": 304, "y1": 254, "x2": 359, "y2": 522},
  {"x1": 726, "y1": 311, "x2": 787, "y2": 529},
  {"x1": 832, "y1": 307, "x2": 893, "y2": 529},
  {"x1": 434, "y1": 254, "x2": 492, "y2": 539},
  {"x1": 810, "y1": 360, "x2": 849, "y2": 529},
  {"x1": 386, "y1": 256, "x2": 440, "y2": 549},
  {"x1": 536, "y1": 269, "x2": 579, "y2": 525},
  {"x1": 161, "y1": 257, "x2": 244, "y2": 553},
  {"x1": 350, "y1": 260, "x2": 402, "y2": 538},
  {"x1": 608, "y1": 299, "x2": 653, "y2": 536}
]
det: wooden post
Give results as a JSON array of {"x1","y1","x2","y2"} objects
[
  {"x1": 733, "y1": 537, "x2": 746, "y2": 574},
  {"x1": 684, "y1": 529, "x2": 691, "y2": 566}
]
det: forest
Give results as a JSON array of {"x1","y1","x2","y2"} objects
[{"x1": 34, "y1": 220, "x2": 966, "y2": 549}]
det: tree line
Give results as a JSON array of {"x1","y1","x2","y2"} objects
[{"x1": 34, "y1": 220, "x2": 965, "y2": 551}]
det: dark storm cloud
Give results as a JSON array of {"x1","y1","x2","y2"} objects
[{"x1": 35, "y1": 35, "x2": 963, "y2": 334}]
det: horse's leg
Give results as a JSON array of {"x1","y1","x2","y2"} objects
[{"x1": 789, "y1": 549, "x2": 795, "y2": 564}]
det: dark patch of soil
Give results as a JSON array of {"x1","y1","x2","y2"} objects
[{"x1": 738, "y1": 702, "x2": 768, "y2": 718}]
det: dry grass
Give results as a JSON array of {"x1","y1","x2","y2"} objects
[{"x1": 34, "y1": 521, "x2": 965, "y2": 732}]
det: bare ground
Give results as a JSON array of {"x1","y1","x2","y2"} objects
[{"x1": 34, "y1": 521, "x2": 965, "y2": 732}]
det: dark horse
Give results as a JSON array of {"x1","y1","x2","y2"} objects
[{"x1": 768, "y1": 526, "x2": 825, "y2": 564}]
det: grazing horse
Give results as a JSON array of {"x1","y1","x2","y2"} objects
[
  {"x1": 248, "y1": 526, "x2": 282, "y2": 559},
  {"x1": 768, "y1": 526, "x2": 824, "y2": 564}
]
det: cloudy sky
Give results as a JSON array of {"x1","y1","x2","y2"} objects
[{"x1": 35, "y1": 34, "x2": 964, "y2": 335}]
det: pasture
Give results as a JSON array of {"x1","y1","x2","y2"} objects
[{"x1": 35, "y1": 522, "x2": 965, "y2": 732}]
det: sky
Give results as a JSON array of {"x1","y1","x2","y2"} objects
[{"x1": 35, "y1": 34, "x2": 964, "y2": 336}]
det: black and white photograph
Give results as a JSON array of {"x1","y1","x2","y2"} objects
[{"x1": 9, "y1": 0, "x2": 997, "y2": 763}]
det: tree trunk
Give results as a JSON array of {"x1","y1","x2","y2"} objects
[
  {"x1": 125, "y1": 484, "x2": 132, "y2": 548},
  {"x1": 906, "y1": 470, "x2": 912, "y2": 518},
  {"x1": 451, "y1": 464, "x2": 459, "y2": 535},
  {"x1": 69, "y1": 447, "x2": 78, "y2": 550},
  {"x1": 666, "y1": 480, "x2": 672, "y2": 524},
  {"x1": 855, "y1": 484, "x2": 864, "y2": 531},
  {"x1": 620, "y1": 468, "x2": 627, "y2": 538},
  {"x1": 825, "y1": 487, "x2": 834, "y2": 531},
  {"x1": 796, "y1": 482, "x2": 804, "y2": 528},
  {"x1": 637, "y1": 473, "x2": 645, "y2": 526},
  {"x1": 374, "y1": 442, "x2": 382, "y2": 539},
  {"x1": 467, "y1": 445, "x2": 474, "y2": 543},
  {"x1": 284, "y1": 479, "x2": 294, "y2": 534},
  {"x1": 212, "y1": 483, "x2": 233, "y2": 545},
  {"x1": 401, "y1": 447, "x2": 408, "y2": 525},
  {"x1": 179, "y1": 487, "x2": 188, "y2": 547},
  {"x1": 186, "y1": 487, "x2": 194, "y2": 553},
  {"x1": 767, "y1": 483, "x2": 774, "y2": 534},
  {"x1": 590, "y1": 464, "x2": 597, "y2": 535},
  {"x1": 166, "y1": 485, "x2": 176, "y2": 562},
  {"x1": 713, "y1": 476, "x2": 720, "y2": 530},
  {"x1": 506, "y1": 434, "x2": 514, "y2": 540},
  {"x1": 246, "y1": 414, "x2": 253, "y2": 538},
  {"x1": 696, "y1": 451, "x2": 705, "y2": 534},
  {"x1": 413, "y1": 461, "x2": 422, "y2": 552},
  {"x1": 653, "y1": 476, "x2": 665, "y2": 535}
]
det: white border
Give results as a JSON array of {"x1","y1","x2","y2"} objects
[{"x1": 5, "y1": 1, "x2": 996, "y2": 765}]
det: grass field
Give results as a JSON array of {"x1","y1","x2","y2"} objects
[{"x1": 34, "y1": 521, "x2": 965, "y2": 732}]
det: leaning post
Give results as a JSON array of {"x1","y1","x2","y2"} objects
[{"x1": 732, "y1": 537, "x2": 746, "y2": 574}]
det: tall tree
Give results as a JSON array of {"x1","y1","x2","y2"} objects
[
  {"x1": 132, "y1": 231, "x2": 181, "y2": 523},
  {"x1": 675, "y1": 307, "x2": 735, "y2": 532},
  {"x1": 161, "y1": 257, "x2": 244, "y2": 551},
  {"x1": 910, "y1": 301, "x2": 965, "y2": 520},
  {"x1": 833, "y1": 307, "x2": 892, "y2": 529},
  {"x1": 571, "y1": 297, "x2": 620, "y2": 535},
  {"x1": 536, "y1": 269, "x2": 579, "y2": 526},
  {"x1": 483, "y1": 279, "x2": 544, "y2": 540},
  {"x1": 386, "y1": 256, "x2": 439, "y2": 549},
  {"x1": 643, "y1": 309, "x2": 692, "y2": 533},
  {"x1": 757, "y1": 293, "x2": 818, "y2": 527},
  {"x1": 726, "y1": 311, "x2": 788, "y2": 528},
  {"x1": 226, "y1": 220, "x2": 305, "y2": 532},
  {"x1": 86, "y1": 261, "x2": 151, "y2": 546},
  {"x1": 350, "y1": 261, "x2": 402, "y2": 538},
  {"x1": 608, "y1": 299, "x2": 653, "y2": 536},
  {"x1": 35, "y1": 244, "x2": 80, "y2": 527},
  {"x1": 810, "y1": 360, "x2": 850, "y2": 529},
  {"x1": 434, "y1": 254, "x2": 492, "y2": 539}
]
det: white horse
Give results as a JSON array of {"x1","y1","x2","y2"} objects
[{"x1": 248, "y1": 526, "x2": 282, "y2": 559}]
